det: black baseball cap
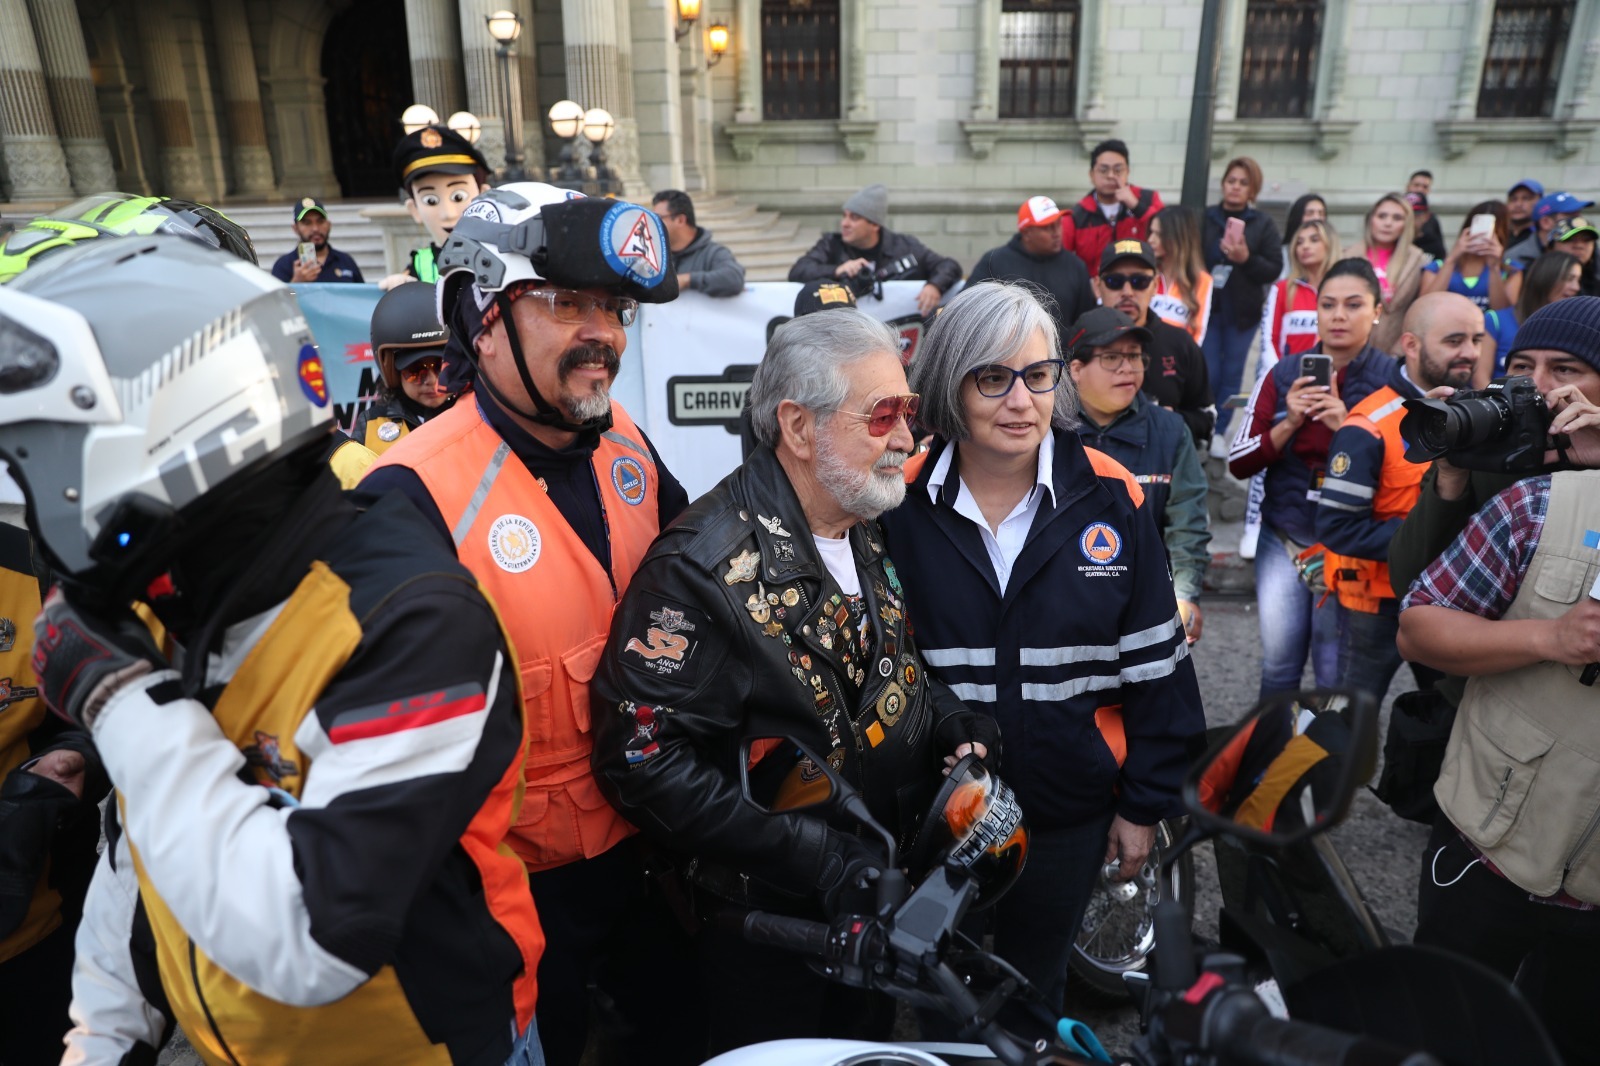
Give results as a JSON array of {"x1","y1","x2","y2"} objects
[
  {"x1": 1063, "y1": 306, "x2": 1151, "y2": 359},
  {"x1": 1098, "y1": 238, "x2": 1157, "y2": 274},
  {"x1": 293, "y1": 196, "x2": 327, "y2": 222},
  {"x1": 794, "y1": 278, "x2": 858, "y2": 316}
]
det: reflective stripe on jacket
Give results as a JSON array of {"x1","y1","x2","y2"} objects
[{"x1": 370, "y1": 399, "x2": 661, "y2": 872}]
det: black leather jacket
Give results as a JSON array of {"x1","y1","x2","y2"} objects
[
  {"x1": 788, "y1": 229, "x2": 964, "y2": 294},
  {"x1": 591, "y1": 446, "x2": 997, "y2": 908}
]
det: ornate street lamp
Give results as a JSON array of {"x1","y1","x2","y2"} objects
[
  {"x1": 447, "y1": 111, "x2": 482, "y2": 145},
  {"x1": 401, "y1": 103, "x2": 440, "y2": 134},
  {"x1": 675, "y1": 0, "x2": 701, "y2": 39},
  {"x1": 548, "y1": 99, "x2": 587, "y2": 185},
  {"x1": 581, "y1": 107, "x2": 617, "y2": 195},
  {"x1": 485, "y1": 10, "x2": 528, "y2": 183},
  {"x1": 706, "y1": 22, "x2": 730, "y2": 68}
]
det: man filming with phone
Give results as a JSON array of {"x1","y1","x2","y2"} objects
[
  {"x1": 270, "y1": 197, "x2": 365, "y2": 284},
  {"x1": 1395, "y1": 296, "x2": 1600, "y2": 1066},
  {"x1": 1315, "y1": 293, "x2": 1484, "y2": 701}
]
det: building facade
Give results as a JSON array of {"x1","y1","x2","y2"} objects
[{"x1": 1, "y1": 0, "x2": 1596, "y2": 266}]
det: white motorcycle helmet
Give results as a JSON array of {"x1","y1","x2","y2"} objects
[
  {"x1": 435, "y1": 181, "x2": 677, "y2": 432},
  {"x1": 0, "y1": 235, "x2": 331, "y2": 596}
]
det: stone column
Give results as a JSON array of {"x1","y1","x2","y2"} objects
[
  {"x1": 559, "y1": 0, "x2": 643, "y2": 195},
  {"x1": 678, "y1": 15, "x2": 714, "y2": 190},
  {"x1": 631, "y1": 0, "x2": 683, "y2": 193},
  {"x1": 25, "y1": 0, "x2": 116, "y2": 194},
  {"x1": 75, "y1": 6, "x2": 150, "y2": 193},
  {"x1": 0, "y1": 0, "x2": 72, "y2": 201},
  {"x1": 733, "y1": 0, "x2": 759, "y2": 123},
  {"x1": 970, "y1": 0, "x2": 999, "y2": 121},
  {"x1": 459, "y1": 0, "x2": 513, "y2": 174},
  {"x1": 209, "y1": 0, "x2": 275, "y2": 196},
  {"x1": 136, "y1": 5, "x2": 211, "y2": 200},
  {"x1": 404, "y1": 0, "x2": 465, "y2": 117},
  {"x1": 515, "y1": 0, "x2": 542, "y2": 174}
]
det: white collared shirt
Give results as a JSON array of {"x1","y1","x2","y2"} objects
[{"x1": 927, "y1": 435, "x2": 1057, "y2": 594}]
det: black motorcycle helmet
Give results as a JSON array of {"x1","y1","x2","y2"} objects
[
  {"x1": 906, "y1": 754, "x2": 1029, "y2": 909},
  {"x1": 370, "y1": 281, "x2": 448, "y2": 392}
]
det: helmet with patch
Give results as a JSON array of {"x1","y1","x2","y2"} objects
[
  {"x1": 436, "y1": 181, "x2": 678, "y2": 327},
  {"x1": 0, "y1": 235, "x2": 331, "y2": 596},
  {"x1": 0, "y1": 192, "x2": 257, "y2": 283},
  {"x1": 370, "y1": 281, "x2": 448, "y2": 391},
  {"x1": 906, "y1": 754, "x2": 1029, "y2": 909}
]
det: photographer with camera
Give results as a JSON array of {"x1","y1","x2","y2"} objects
[
  {"x1": 788, "y1": 184, "x2": 963, "y2": 316},
  {"x1": 1315, "y1": 292, "x2": 1484, "y2": 701},
  {"x1": 1394, "y1": 300, "x2": 1600, "y2": 1066}
]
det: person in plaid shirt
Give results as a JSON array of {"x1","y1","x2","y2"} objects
[{"x1": 1395, "y1": 296, "x2": 1600, "y2": 1065}]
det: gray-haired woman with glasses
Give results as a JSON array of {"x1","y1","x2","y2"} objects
[{"x1": 879, "y1": 281, "x2": 1203, "y2": 1020}]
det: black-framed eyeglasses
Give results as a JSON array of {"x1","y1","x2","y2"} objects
[
  {"x1": 969, "y1": 360, "x2": 1065, "y2": 398},
  {"x1": 1089, "y1": 349, "x2": 1150, "y2": 371},
  {"x1": 1100, "y1": 272, "x2": 1154, "y2": 292},
  {"x1": 824, "y1": 393, "x2": 919, "y2": 436},
  {"x1": 515, "y1": 287, "x2": 639, "y2": 327}
]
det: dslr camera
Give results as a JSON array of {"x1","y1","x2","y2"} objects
[{"x1": 1399, "y1": 375, "x2": 1553, "y2": 474}]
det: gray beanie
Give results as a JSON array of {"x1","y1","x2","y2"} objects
[
  {"x1": 1509, "y1": 295, "x2": 1600, "y2": 374},
  {"x1": 842, "y1": 183, "x2": 888, "y2": 228}
]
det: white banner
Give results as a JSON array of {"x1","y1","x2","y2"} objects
[{"x1": 626, "y1": 281, "x2": 932, "y2": 500}]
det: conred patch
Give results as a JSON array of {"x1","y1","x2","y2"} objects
[
  {"x1": 611, "y1": 456, "x2": 647, "y2": 506},
  {"x1": 1079, "y1": 522, "x2": 1123, "y2": 565},
  {"x1": 297, "y1": 344, "x2": 328, "y2": 406},
  {"x1": 621, "y1": 602, "x2": 710, "y2": 685},
  {"x1": 487, "y1": 514, "x2": 541, "y2": 573},
  {"x1": 601, "y1": 202, "x2": 667, "y2": 288},
  {"x1": 1329, "y1": 451, "x2": 1352, "y2": 477}
]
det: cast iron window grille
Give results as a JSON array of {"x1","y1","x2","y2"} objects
[
  {"x1": 998, "y1": 0, "x2": 1079, "y2": 118},
  {"x1": 1237, "y1": 0, "x2": 1323, "y2": 119},
  {"x1": 1478, "y1": 0, "x2": 1574, "y2": 118},
  {"x1": 761, "y1": 0, "x2": 841, "y2": 121}
]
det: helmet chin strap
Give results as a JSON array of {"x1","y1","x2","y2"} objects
[{"x1": 474, "y1": 292, "x2": 613, "y2": 435}]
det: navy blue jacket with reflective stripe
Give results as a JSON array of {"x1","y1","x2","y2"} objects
[{"x1": 879, "y1": 429, "x2": 1206, "y2": 829}]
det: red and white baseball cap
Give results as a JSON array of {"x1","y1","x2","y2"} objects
[{"x1": 1017, "y1": 195, "x2": 1064, "y2": 229}]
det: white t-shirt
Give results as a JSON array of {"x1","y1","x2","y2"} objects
[
  {"x1": 812, "y1": 532, "x2": 861, "y2": 596},
  {"x1": 1100, "y1": 200, "x2": 1122, "y2": 222}
]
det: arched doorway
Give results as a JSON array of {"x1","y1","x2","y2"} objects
[{"x1": 321, "y1": 0, "x2": 414, "y2": 197}]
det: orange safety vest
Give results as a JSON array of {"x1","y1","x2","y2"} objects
[
  {"x1": 368, "y1": 400, "x2": 661, "y2": 871},
  {"x1": 1324, "y1": 386, "x2": 1425, "y2": 614}
]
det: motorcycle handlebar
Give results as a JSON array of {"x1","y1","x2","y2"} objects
[
  {"x1": 1204, "y1": 989, "x2": 1437, "y2": 1066},
  {"x1": 741, "y1": 911, "x2": 832, "y2": 957}
]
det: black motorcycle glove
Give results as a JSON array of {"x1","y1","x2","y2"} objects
[
  {"x1": 816, "y1": 832, "x2": 882, "y2": 917},
  {"x1": 32, "y1": 587, "x2": 165, "y2": 731},
  {"x1": 935, "y1": 711, "x2": 1002, "y2": 770}
]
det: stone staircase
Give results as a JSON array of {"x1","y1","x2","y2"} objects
[{"x1": 220, "y1": 193, "x2": 811, "y2": 283}]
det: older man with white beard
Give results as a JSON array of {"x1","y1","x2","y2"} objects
[{"x1": 591, "y1": 309, "x2": 1001, "y2": 1054}]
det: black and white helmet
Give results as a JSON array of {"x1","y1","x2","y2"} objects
[
  {"x1": 436, "y1": 181, "x2": 679, "y2": 326},
  {"x1": 0, "y1": 235, "x2": 331, "y2": 588}
]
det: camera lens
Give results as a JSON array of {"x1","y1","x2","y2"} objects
[{"x1": 1447, "y1": 396, "x2": 1509, "y2": 449}]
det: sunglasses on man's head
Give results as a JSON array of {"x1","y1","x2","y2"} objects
[
  {"x1": 399, "y1": 356, "x2": 444, "y2": 383},
  {"x1": 826, "y1": 393, "x2": 919, "y2": 436},
  {"x1": 1101, "y1": 272, "x2": 1154, "y2": 291}
]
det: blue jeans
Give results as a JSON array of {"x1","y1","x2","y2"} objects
[
  {"x1": 505, "y1": 1018, "x2": 545, "y2": 1066},
  {"x1": 1203, "y1": 311, "x2": 1257, "y2": 437},
  {"x1": 991, "y1": 811, "x2": 1118, "y2": 1011},
  {"x1": 1255, "y1": 525, "x2": 1342, "y2": 698},
  {"x1": 1338, "y1": 601, "x2": 1443, "y2": 701}
]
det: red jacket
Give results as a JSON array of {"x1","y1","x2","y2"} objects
[{"x1": 1061, "y1": 186, "x2": 1164, "y2": 275}]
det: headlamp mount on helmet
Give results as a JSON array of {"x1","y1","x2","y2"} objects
[{"x1": 435, "y1": 184, "x2": 678, "y2": 435}]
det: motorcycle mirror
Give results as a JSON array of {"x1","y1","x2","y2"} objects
[
  {"x1": 737, "y1": 735, "x2": 903, "y2": 880},
  {"x1": 1181, "y1": 689, "x2": 1378, "y2": 848},
  {"x1": 736, "y1": 736, "x2": 842, "y2": 815}
]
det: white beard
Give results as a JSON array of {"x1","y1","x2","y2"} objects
[{"x1": 815, "y1": 430, "x2": 909, "y2": 521}]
